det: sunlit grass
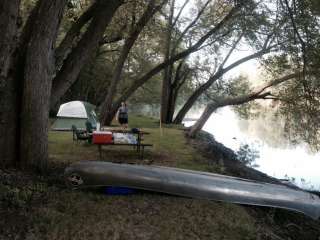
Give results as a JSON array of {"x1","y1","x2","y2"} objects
[{"x1": 49, "y1": 115, "x2": 210, "y2": 170}]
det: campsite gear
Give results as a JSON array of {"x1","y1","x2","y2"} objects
[
  {"x1": 52, "y1": 101, "x2": 97, "y2": 131},
  {"x1": 94, "y1": 139, "x2": 152, "y2": 159},
  {"x1": 104, "y1": 186, "x2": 136, "y2": 195},
  {"x1": 92, "y1": 129, "x2": 152, "y2": 159},
  {"x1": 85, "y1": 120, "x2": 94, "y2": 133},
  {"x1": 92, "y1": 131, "x2": 113, "y2": 144},
  {"x1": 113, "y1": 133, "x2": 137, "y2": 144},
  {"x1": 71, "y1": 125, "x2": 91, "y2": 143},
  {"x1": 96, "y1": 122, "x2": 101, "y2": 131},
  {"x1": 131, "y1": 128, "x2": 140, "y2": 134},
  {"x1": 65, "y1": 161, "x2": 320, "y2": 220}
]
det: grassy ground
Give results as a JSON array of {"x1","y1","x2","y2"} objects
[{"x1": 1, "y1": 115, "x2": 319, "y2": 239}]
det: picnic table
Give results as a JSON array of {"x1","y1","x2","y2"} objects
[{"x1": 94, "y1": 128, "x2": 152, "y2": 159}]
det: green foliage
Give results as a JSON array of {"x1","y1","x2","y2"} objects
[
  {"x1": 247, "y1": 0, "x2": 320, "y2": 150},
  {"x1": 261, "y1": 54, "x2": 295, "y2": 76},
  {"x1": 233, "y1": 102, "x2": 260, "y2": 120},
  {"x1": 205, "y1": 75, "x2": 260, "y2": 119},
  {"x1": 275, "y1": 73, "x2": 320, "y2": 151},
  {"x1": 205, "y1": 75, "x2": 250, "y2": 100},
  {"x1": 236, "y1": 143, "x2": 259, "y2": 167},
  {"x1": 224, "y1": 75, "x2": 251, "y2": 96},
  {"x1": 309, "y1": 0, "x2": 320, "y2": 15}
]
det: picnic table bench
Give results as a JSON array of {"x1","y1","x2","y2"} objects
[
  {"x1": 96, "y1": 142, "x2": 153, "y2": 159},
  {"x1": 94, "y1": 128, "x2": 152, "y2": 159}
]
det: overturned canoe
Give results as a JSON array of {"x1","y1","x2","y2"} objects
[{"x1": 64, "y1": 161, "x2": 320, "y2": 220}]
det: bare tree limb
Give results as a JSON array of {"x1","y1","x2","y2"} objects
[
  {"x1": 172, "y1": 0, "x2": 190, "y2": 27},
  {"x1": 219, "y1": 33, "x2": 244, "y2": 70},
  {"x1": 173, "y1": 0, "x2": 212, "y2": 50}
]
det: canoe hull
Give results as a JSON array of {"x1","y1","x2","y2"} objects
[{"x1": 64, "y1": 161, "x2": 320, "y2": 220}]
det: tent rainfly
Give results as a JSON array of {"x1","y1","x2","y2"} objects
[{"x1": 51, "y1": 101, "x2": 97, "y2": 131}]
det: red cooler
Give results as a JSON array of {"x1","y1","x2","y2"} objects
[{"x1": 93, "y1": 131, "x2": 113, "y2": 144}]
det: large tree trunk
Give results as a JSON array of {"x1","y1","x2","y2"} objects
[
  {"x1": 20, "y1": 0, "x2": 67, "y2": 171},
  {"x1": 167, "y1": 80, "x2": 182, "y2": 123},
  {"x1": 50, "y1": 0, "x2": 123, "y2": 109},
  {"x1": 167, "y1": 87, "x2": 176, "y2": 123},
  {"x1": 166, "y1": 61, "x2": 188, "y2": 123},
  {"x1": 102, "y1": 106, "x2": 119, "y2": 126},
  {"x1": 160, "y1": 0, "x2": 175, "y2": 124},
  {"x1": 0, "y1": 0, "x2": 21, "y2": 168}
]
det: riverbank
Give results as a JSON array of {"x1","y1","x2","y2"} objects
[{"x1": 1, "y1": 115, "x2": 319, "y2": 239}]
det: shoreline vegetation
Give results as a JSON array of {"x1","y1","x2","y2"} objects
[{"x1": 1, "y1": 115, "x2": 319, "y2": 239}]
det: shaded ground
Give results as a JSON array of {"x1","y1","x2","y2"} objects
[{"x1": 1, "y1": 115, "x2": 319, "y2": 239}]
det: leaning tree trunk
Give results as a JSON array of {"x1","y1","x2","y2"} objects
[
  {"x1": 0, "y1": 0, "x2": 21, "y2": 168},
  {"x1": 174, "y1": 92, "x2": 200, "y2": 124},
  {"x1": 20, "y1": 0, "x2": 67, "y2": 171},
  {"x1": 187, "y1": 104, "x2": 217, "y2": 138}
]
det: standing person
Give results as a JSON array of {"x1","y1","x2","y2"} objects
[{"x1": 116, "y1": 102, "x2": 128, "y2": 129}]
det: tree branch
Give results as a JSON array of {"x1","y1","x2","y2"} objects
[
  {"x1": 55, "y1": 3, "x2": 97, "y2": 69},
  {"x1": 219, "y1": 33, "x2": 244, "y2": 70},
  {"x1": 172, "y1": 0, "x2": 190, "y2": 27},
  {"x1": 115, "y1": 5, "x2": 240, "y2": 106},
  {"x1": 214, "y1": 71, "x2": 306, "y2": 108},
  {"x1": 173, "y1": 0, "x2": 212, "y2": 50}
]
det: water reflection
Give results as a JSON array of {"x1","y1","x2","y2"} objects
[{"x1": 184, "y1": 107, "x2": 320, "y2": 190}]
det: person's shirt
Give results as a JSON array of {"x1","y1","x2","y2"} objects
[{"x1": 118, "y1": 106, "x2": 128, "y2": 119}]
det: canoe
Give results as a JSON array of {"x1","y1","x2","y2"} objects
[{"x1": 64, "y1": 161, "x2": 320, "y2": 220}]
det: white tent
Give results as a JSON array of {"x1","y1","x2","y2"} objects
[
  {"x1": 52, "y1": 101, "x2": 97, "y2": 131},
  {"x1": 57, "y1": 101, "x2": 94, "y2": 118}
]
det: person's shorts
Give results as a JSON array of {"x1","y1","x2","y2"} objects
[{"x1": 119, "y1": 117, "x2": 128, "y2": 124}]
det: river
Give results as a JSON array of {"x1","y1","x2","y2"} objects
[{"x1": 184, "y1": 107, "x2": 320, "y2": 190}]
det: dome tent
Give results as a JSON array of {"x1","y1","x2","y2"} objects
[{"x1": 51, "y1": 101, "x2": 97, "y2": 131}]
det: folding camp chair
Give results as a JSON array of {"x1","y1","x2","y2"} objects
[{"x1": 71, "y1": 125, "x2": 91, "y2": 143}]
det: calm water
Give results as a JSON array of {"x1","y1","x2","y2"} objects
[{"x1": 184, "y1": 107, "x2": 320, "y2": 190}]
